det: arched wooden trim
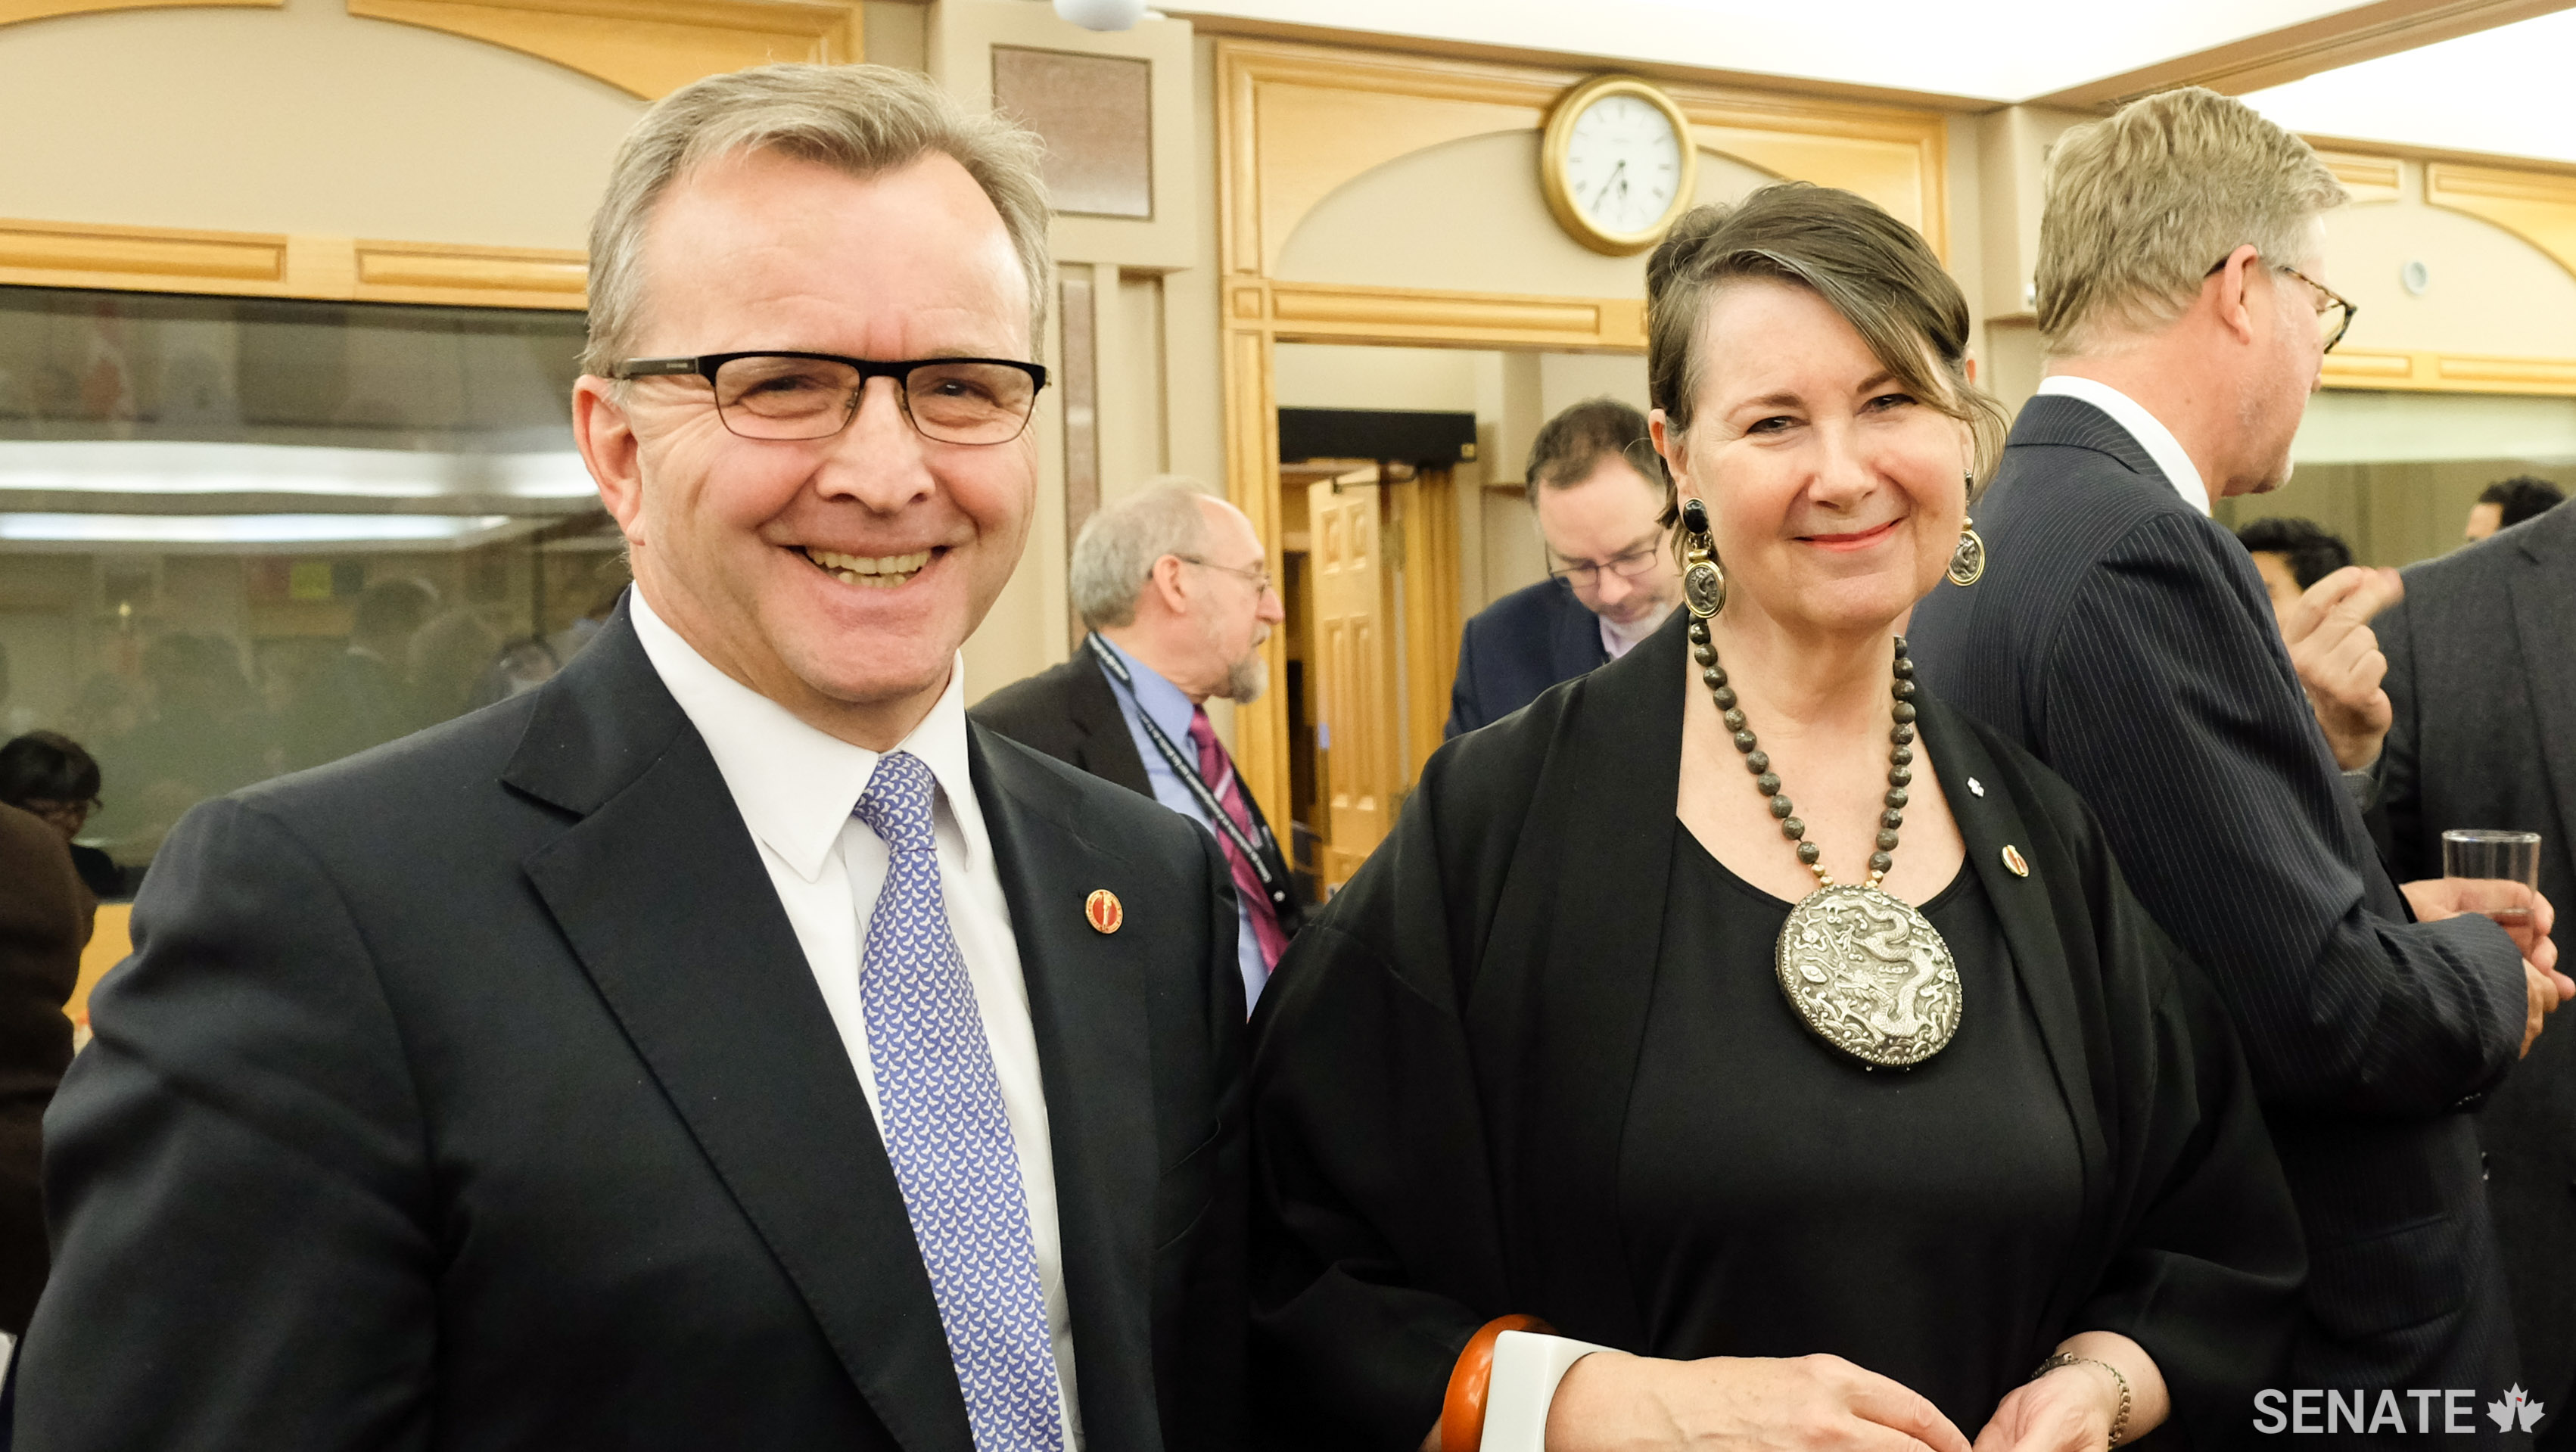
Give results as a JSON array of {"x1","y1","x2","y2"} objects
[
  {"x1": 2424, "y1": 162, "x2": 2576, "y2": 290},
  {"x1": 343, "y1": 0, "x2": 861, "y2": 101}
]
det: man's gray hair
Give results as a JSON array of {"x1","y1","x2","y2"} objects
[
  {"x1": 1070, "y1": 479, "x2": 1218, "y2": 630},
  {"x1": 2036, "y1": 87, "x2": 2347, "y2": 356},
  {"x1": 581, "y1": 63, "x2": 1052, "y2": 377}
]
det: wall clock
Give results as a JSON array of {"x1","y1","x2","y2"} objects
[{"x1": 1541, "y1": 75, "x2": 1699, "y2": 256}]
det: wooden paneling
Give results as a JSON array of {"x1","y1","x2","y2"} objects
[
  {"x1": 1392, "y1": 467, "x2": 1459, "y2": 782},
  {"x1": 345, "y1": 0, "x2": 860, "y2": 101},
  {"x1": 1308, "y1": 479, "x2": 1397, "y2": 887},
  {"x1": 0, "y1": 217, "x2": 285, "y2": 291},
  {"x1": 2323, "y1": 347, "x2": 2576, "y2": 396},
  {"x1": 0, "y1": 0, "x2": 274, "y2": 25},
  {"x1": 1216, "y1": 39, "x2": 1949, "y2": 278},
  {"x1": 2425, "y1": 162, "x2": 2576, "y2": 287},
  {"x1": 2316, "y1": 150, "x2": 2404, "y2": 204},
  {"x1": 0, "y1": 217, "x2": 587, "y2": 308}
]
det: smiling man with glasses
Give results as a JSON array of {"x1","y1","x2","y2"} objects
[
  {"x1": 1447, "y1": 396, "x2": 1679, "y2": 735},
  {"x1": 23, "y1": 64, "x2": 1249, "y2": 1452}
]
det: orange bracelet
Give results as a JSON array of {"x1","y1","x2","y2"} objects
[{"x1": 1440, "y1": 1314, "x2": 1554, "y2": 1452}]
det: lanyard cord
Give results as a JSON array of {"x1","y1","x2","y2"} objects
[{"x1": 1084, "y1": 633, "x2": 1290, "y2": 909}]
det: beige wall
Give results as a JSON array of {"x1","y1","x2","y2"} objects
[
  {"x1": 1274, "y1": 132, "x2": 1777, "y2": 294},
  {"x1": 0, "y1": 0, "x2": 643, "y2": 247}
]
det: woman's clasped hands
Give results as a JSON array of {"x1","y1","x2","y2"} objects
[{"x1": 1530, "y1": 1339, "x2": 2157, "y2": 1452}]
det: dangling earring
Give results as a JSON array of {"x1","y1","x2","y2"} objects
[
  {"x1": 1679, "y1": 496, "x2": 1727, "y2": 617},
  {"x1": 1946, "y1": 511, "x2": 1987, "y2": 587}
]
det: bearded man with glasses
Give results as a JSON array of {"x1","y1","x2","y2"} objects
[
  {"x1": 1910, "y1": 86, "x2": 2560, "y2": 1422},
  {"x1": 23, "y1": 64, "x2": 1248, "y2": 1452},
  {"x1": 1446, "y1": 396, "x2": 1679, "y2": 735}
]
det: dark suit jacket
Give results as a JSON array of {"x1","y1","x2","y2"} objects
[
  {"x1": 1909, "y1": 393, "x2": 2530, "y2": 1395},
  {"x1": 2375, "y1": 502, "x2": 2576, "y2": 1430},
  {"x1": 1444, "y1": 578, "x2": 1607, "y2": 736},
  {"x1": 23, "y1": 608, "x2": 1248, "y2": 1452},
  {"x1": 0, "y1": 804, "x2": 79, "y2": 1336},
  {"x1": 972, "y1": 651, "x2": 1310, "y2": 938}
]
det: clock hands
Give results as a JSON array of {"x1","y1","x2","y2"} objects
[{"x1": 1592, "y1": 158, "x2": 1630, "y2": 219}]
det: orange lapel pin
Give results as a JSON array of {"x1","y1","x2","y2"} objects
[
  {"x1": 1085, "y1": 889, "x2": 1124, "y2": 934},
  {"x1": 2001, "y1": 844, "x2": 2030, "y2": 878}
]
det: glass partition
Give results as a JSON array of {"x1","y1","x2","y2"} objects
[{"x1": 0, "y1": 285, "x2": 624, "y2": 892}]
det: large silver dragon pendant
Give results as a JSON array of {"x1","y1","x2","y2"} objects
[{"x1": 1775, "y1": 884, "x2": 1963, "y2": 1068}]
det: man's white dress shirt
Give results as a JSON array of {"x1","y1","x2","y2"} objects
[
  {"x1": 630, "y1": 589, "x2": 1082, "y2": 1446},
  {"x1": 2035, "y1": 375, "x2": 2210, "y2": 516},
  {"x1": 1598, "y1": 603, "x2": 1675, "y2": 662}
]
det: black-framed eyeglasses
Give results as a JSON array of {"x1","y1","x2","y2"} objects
[
  {"x1": 612, "y1": 351, "x2": 1050, "y2": 445},
  {"x1": 1548, "y1": 538, "x2": 1666, "y2": 590},
  {"x1": 2206, "y1": 254, "x2": 2357, "y2": 353},
  {"x1": 1177, "y1": 555, "x2": 1276, "y2": 596}
]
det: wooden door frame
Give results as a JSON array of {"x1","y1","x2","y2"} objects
[{"x1": 1212, "y1": 36, "x2": 1952, "y2": 816}]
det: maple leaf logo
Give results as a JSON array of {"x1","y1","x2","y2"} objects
[{"x1": 2489, "y1": 1385, "x2": 2547, "y2": 1433}]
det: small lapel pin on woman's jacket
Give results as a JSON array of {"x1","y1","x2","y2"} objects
[
  {"x1": 1085, "y1": 889, "x2": 1123, "y2": 934},
  {"x1": 2001, "y1": 845, "x2": 2030, "y2": 877}
]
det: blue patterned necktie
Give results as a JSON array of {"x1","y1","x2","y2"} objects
[{"x1": 854, "y1": 751, "x2": 1066, "y2": 1451}]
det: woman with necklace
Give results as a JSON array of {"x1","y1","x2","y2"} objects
[{"x1": 1246, "y1": 184, "x2": 2303, "y2": 1452}]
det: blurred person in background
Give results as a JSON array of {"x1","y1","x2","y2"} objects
[
  {"x1": 2466, "y1": 475, "x2": 2565, "y2": 543},
  {"x1": 0, "y1": 732, "x2": 120, "y2": 902},
  {"x1": 2373, "y1": 497, "x2": 2576, "y2": 1446},
  {"x1": 284, "y1": 577, "x2": 437, "y2": 770},
  {"x1": 0, "y1": 801, "x2": 79, "y2": 1341},
  {"x1": 1445, "y1": 398, "x2": 1678, "y2": 735},
  {"x1": 2236, "y1": 517, "x2": 2406, "y2": 803},
  {"x1": 93, "y1": 635, "x2": 267, "y2": 857},
  {"x1": 406, "y1": 608, "x2": 504, "y2": 729},
  {"x1": 1907, "y1": 86, "x2": 2556, "y2": 1408},
  {"x1": 2235, "y1": 515, "x2": 2351, "y2": 612},
  {"x1": 975, "y1": 479, "x2": 1310, "y2": 1008}
]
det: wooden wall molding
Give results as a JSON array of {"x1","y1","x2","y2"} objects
[
  {"x1": 2316, "y1": 149, "x2": 2404, "y2": 204},
  {"x1": 1217, "y1": 38, "x2": 1949, "y2": 281},
  {"x1": 2425, "y1": 161, "x2": 2576, "y2": 285},
  {"x1": 2323, "y1": 347, "x2": 2576, "y2": 395},
  {"x1": 1246, "y1": 279, "x2": 1646, "y2": 350},
  {"x1": 2035, "y1": 0, "x2": 2570, "y2": 109},
  {"x1": 0, "y1": 216, "x2": 587, "y2": 308},
  {"x1": 0, "y1": 0, "x2": 274, "y2": 27},
  {"x1": 344, "y1": 0, "x2": 860, "y2": 100}
]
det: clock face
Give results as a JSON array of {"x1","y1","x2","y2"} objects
[{"x1": 1563, "y1": 92, "x2": 1685, "y2": 236}]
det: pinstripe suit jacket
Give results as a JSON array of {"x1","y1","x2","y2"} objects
[{"x1": 1909, "y1": 394, "x2": 2531, "y2": 1398}]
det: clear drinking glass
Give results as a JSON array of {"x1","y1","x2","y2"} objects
[{"x1": 2442, "y1": 829, "x2": 2543, "y2": 929}]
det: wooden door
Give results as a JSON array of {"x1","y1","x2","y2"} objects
[{"x1": 1307, "y1": 478, "x2": 1399, "y2": 888}]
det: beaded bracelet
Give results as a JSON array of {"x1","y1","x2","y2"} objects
[
  {"x1": 2031, "y1": 1351, "x2": 2132, "y2": 1447},
  {"x1": 1440, "y1": 1315, "x2": 1554, "y2": 1452}
]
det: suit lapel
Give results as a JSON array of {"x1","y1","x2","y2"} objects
[
  {"x1": 969, "y1": 727, "x2": 1162, "y2": 1449},
  {"x1": 2510, "y1": 521, "x2": 2576, "y2": 854},
  {"x1": 506, "y1": 617, "x2": 975, "y2": 1452},
  {"x1": 1549, "y1": 580, "x2": 1609, "y2": 677},
  {"x1": 1067, "y1": 654, "x2": 1156, "y2": 798}
]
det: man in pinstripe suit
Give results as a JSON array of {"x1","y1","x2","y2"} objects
[{"x1": 1911, "y1": 88, "x2": 2566, "y2": 1417}]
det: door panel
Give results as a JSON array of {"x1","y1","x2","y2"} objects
[{"x1": 1307, "y1": 480, "x2": 1398, "y2": 888}]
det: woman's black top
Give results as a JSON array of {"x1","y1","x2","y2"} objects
[{"x1": 1622, "y1": 833, "x2": 2081, "y2": 1430}]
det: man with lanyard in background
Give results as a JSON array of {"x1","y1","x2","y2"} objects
[{"x1": 975, "y1": 479, "x2": 1308, "y2": 1008}]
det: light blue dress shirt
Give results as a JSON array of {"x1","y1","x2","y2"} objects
[{"x1": 1094, "y1": 637, "x2": 1268, "y2": 1010}]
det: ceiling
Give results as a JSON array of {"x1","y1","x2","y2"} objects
[{"x1": 1166, "y1": 0, "x2": 2576, "y2": 160}]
